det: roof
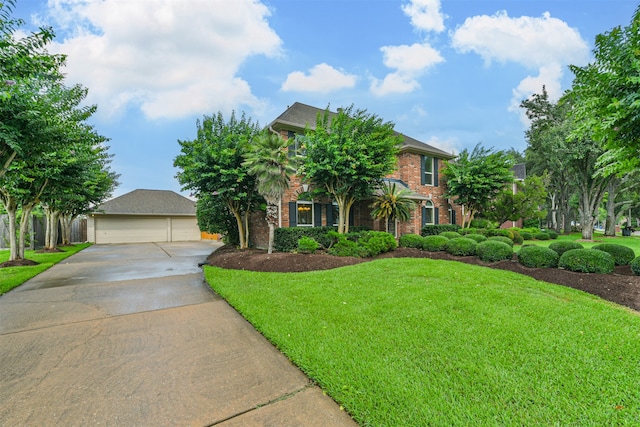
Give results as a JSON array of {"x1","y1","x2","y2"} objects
[
  {"x1": 379, "y1": 178, "x2": 431, "y2": 201},
  {"x1": 93, "y1": 189, "x2": 196, "y2": 216},
  {"x1": 269, "y1": 102, "x2": 455, "y2": 159},
  {"x1": 512, "y1": 163, "x2": 526, "y2": 180}
]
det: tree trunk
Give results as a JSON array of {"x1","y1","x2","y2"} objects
[
  {"x1": 60, "y1": 214, "x2": 74, "y2": 245},
  {"x1": 45, "y1": 209, "x2": 61, "y2": 250},
  {"x1": 2, "y1": 196, "x2": 19, "y2": 261},
  {"x1": 18, "y1": 204, "x2": 37, "y2": 259},
  {"x1": 265, "y1": 203, "x2": 278, "y2": 254},
  {"x1": 578, "y1": 179, "x2": 608, "y2": 241},
  {"x1": 603, "y1": 179, "x2": 620, "y2": 237}
]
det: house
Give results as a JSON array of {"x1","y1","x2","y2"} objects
[
  {"x1": 88, "y1": 189, "x2": 201, "y2": 244},
  {"x1": 250, "y1": 102, "x2": 461, "y2": 247}
]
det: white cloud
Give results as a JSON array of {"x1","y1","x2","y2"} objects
[
  {"x1": 44, "y1": 0, "x2": 282, "y2": 120},
  {"x1": 370, "y1": 42, "x2": 444, "y2": 96},
  {"x1": 281, "y1": 63, "x2": 357, "y2": 93},
  {"x1": 451, "y1": 10, "x2": 590, "y2": 116},
  {"x1": 401, "y1": 0, "x2": 446, "y2": 33}
]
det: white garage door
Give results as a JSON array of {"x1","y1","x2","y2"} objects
[
  {"x1": 95, "y1": 217, "x2": 169, "y2": 244},
  {"x1": 171, "y1": 217, "x2": 201, "y2": 241}
]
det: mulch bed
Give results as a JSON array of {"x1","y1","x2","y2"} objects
[{"x1": 207, "y1": 246, "x2": 640, "y2": 312}]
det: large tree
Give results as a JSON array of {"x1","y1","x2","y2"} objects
[
  {"x1": 174, "y1": 111, "x2": 261, "y2": 249},
  {"x1": 569, "y1": 6, "x2": 640, "y2": 177},
  {"x1": 301, "y1": 105, "x2": 401, "y2": 234},
  {"x1": 482, "y1": 175, "x2": 547, "y2": 227},
  {"x1": 243, "y1": 131, "x2": 297, "y2": 254},
  {"x1": 441, "y1": 144, "x2": 514, "y2": 229}
]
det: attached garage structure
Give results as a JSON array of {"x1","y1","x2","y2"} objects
[{"x1": 88, "y1": 189, "x2": 200, "y2": 244}]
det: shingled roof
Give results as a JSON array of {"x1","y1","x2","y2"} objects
[
  {"x1": 269, "y1": 102, "x2": 455, "y2": 159},
  {"x1": 94, "y1": 189, "x2": 196, "y2": 216}
]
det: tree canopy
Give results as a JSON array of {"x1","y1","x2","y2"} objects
[{"x1": 301, "y1": 105, "x2": 401, "y2": 233}]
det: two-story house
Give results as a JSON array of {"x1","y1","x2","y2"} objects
[{"x1": 250, "y1": 102, "x2": 461, "y2": 247}]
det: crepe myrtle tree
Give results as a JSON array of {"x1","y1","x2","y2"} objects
[
  {"x1": 174, "y1": 111, "x2": 262, "y2": 249},
  {"x1": 301, "y1": 105, "x2": 401, "y2": 234}
]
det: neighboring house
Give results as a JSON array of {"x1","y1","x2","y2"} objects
[
  {"x1": 500, "y1": 163, "x2": 527, "y2": 229},
  {"x1": 88, "y1": 189, "x2": 200, "y2": 244},
  {"x1": 250, "y1": 102, "x2": 461, "y2": 247}
]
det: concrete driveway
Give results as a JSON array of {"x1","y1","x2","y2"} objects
[{"x1": 0, "y1": 242, "x2": 357, "y2": 426}]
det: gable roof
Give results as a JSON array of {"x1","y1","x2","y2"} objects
[
  {"x1": 93, "y1": 189, "x2": 196, "y2": 216},
  {"x1": 269, "y1": 101, "x2": 454, "y2": 159}
]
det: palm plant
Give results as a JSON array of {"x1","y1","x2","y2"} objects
[
  {"x1": 243, "y1": 131, "x2": 297, "y2": 253},
  {"x1": 370, "y1": 183, "x2": 417, "y2": 237}
]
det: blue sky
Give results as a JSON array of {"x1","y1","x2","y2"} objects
[{"x1": 13, "y1": 0, "x2": 638, "y2": 198}]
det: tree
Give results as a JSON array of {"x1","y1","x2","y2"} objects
[
  {"x1": 243, "y1": 131, "x2": 297, "y2": 254},
  {"x1": 174, "y1": 111, "x2": 261, "y2": 249},
  {"x1": 441, "y1": 144, "x2": 514, "y2": 228},
  {"x1": 302, "y1": 105, "x2": 401, "y2": 234},
  {"x1": 568, "y1": 6, "x2": 640, "y2": 177},
  {"x1": 483, "y1": 175, "x2": 547, "y2": 226},
  {"x1": 370, "y1": 182, "x2": 416, "y2": 237}
]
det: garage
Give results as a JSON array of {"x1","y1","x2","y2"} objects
[{"x1": 88, "y1": 189, "x2": 200, "y2": 244}]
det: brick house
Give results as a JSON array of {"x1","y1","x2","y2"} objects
[{"x1": 250, "y1": 102, "x2": 461, "y2": 248}]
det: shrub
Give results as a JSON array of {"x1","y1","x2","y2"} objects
[
  {"x1": 534, "y1": 232, "x2": 551, "y2": 240},
  {"x1": 631, "y1": 256, "x2": 640, "y2": 276},
  {"x1": 422, "y1": 235, "x2": 449, "y2": 252},
  {"x1": 520, "y1": 231, "x2": 534, "y2": 241},
  {"x1": 421, "y1": 224, "x2": 460, "y2": 236},
  {"x1": 440, "y1": 231, "x2": 463, "y2": 239},
  {"x1": 465, "y1": 233, "x2": 487, "y2": 243},
  {"x1": 328, "y1": 238, "x2": 367, "y2": 257},
  {"x1": 546, "y1": 230, "x2": 559, "y2": 239},
  {"x1": 485, "y1": 229, "x2": 514, "y2": 239},
  {"x1": 549, "y1": 241, "x2": 584, "y2": 256},
  {"x1": 399, "y1": 234, "x2": 425, "y2": 249},
  {"x1": 488, "y1": 236, "x2": 514, "y2": 247},
  {"x1": 509, "y1": 229, "x2": 524, "y2": 245},
  {"x1": 359, "y1": 231, "x2": 397, "y2": 257},
  {"x1": 558, "y1": 249, "x2": 615, "y2": 274},
  {"x1": 446, "y1": 237, "x2": 477, "y2": 256},
  {"x1": 274, "y1": 226, "x2": 370, "y2": 252},
  {"x1": 297, "y1": 236, "x2": 319, "y2": 254},
  {"x1": 517, "y1": 245, "x2": 559, "y2": 268},
  {"x1": 476, "y1": 240, "x2": 513, "y2": 262},
  {"x1": 592, "y1": 243, "x2": 635, "y2": 266},
  {"x1": 470, "y1": 218, "x2": 493, "y2": 228}
]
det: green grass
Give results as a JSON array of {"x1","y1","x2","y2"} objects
[
  {"x1": 0, "y1": 243, "x2": 91, "y2": 294},
  {"x1": 206, "y1": 259, "x2": 640, "y2": 426}
]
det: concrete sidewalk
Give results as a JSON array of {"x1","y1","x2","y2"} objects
[{"x1": 0, "y1": 242, "x2": 357, "y2": 426}]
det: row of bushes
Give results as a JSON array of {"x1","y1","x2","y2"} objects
[
  {"x1": 400, "y1": 233, "x2": 640, "y2": 275},
  {"x1": 274, "y1": 226, "x2": 369, "y2": 252},
  {"x1": 292, "y1": 229, "x2": 397, "y2": 258},
  {"x1": 421, "y1": 225, "x2": 559, "y2": 244}
]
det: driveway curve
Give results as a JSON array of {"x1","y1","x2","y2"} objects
[{"x1": 0, "y1": 242, "x2": 356, "y2": 426}]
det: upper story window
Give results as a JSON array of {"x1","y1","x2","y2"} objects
[
  {"x1": 420, "y1": 155, "x2": 439, "y2": 187},
  {"x1": 287, "y1": 131, "x2": 306, "y2": 157}
]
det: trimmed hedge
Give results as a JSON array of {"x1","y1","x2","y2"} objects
[
  {"x1": 509, "y1": 229, "x2": 524, "y2": 245},
  {"x1": 423, "y1": 235, "x2": 449, "y2": 251},
  {"x1": 476, "y1": 240, "x2": 513, "y2": 262},
  {"x1": 592, "y1": 243, "x2": 635, "y2": 266},
  {"x1": 440, "y1": 231, "x2": 463, "y2": 239},
  {"x1": 631, "y1": 256, "x2": 640, "y2": 276},
  {"x1": 548, "y1": 241, "x2": 584, "y2": 256},
  {"x1": 399, "y1": 234, "x2": 425, "y2": 249},
  {"x1": 446, "y1": 237, "x2": 477, "y2": 256},
  {"x1": 488, "y1": 236, "x2": 514, "y2": 247},
  {"x1": 546, "y1": 230, "x2": 559, "y2": 239},
  {"x1": 359, "y1": 231, "x2": 397, "y2": 257},
  {"x1": 558, "y1": 249, "x2": 615, "y2": 274},
  {"x1": 465, "y1": 233, "x2": 488, "y2": 243},
  {"x1": 517, "y1": 245, "x2": 559, "y2": 268},
  {"x1": 422, "y1": 224, "x2": 460, "y2": 236},
  {"x1": 534, "y1": 232, "x2": 551, "y2": 240},
  {"x1": 274, "y1": 226, "x2": 369, "y2": 252},
  {"x1": 520, "y1": 231, "x2": 534, "y2": 241},
  {"x1": 328, "y1": 230, "x2": 396, "y2": 258},
  {"x1": 485, "y1": 229, "x2": 514, "y2": 239}
]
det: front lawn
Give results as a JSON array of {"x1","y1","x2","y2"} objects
[
  {"x1": 523, "y1": 232, "x2": 640, "y2": 255},
  {"x1": 0, "y1": 243, "x2": 91, "y2": 294},
  {"x1": 206, "y1": 258, "x2": 640, "y2": 426}
]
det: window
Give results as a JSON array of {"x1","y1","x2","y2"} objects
[
  {"x1": 287, "y1": 131, "x2": 306, "y2": 157},
  {"x1": 297, "y1": 201, "x2": 313, "y2": 226},
  {"x1": 448, "y1": 204, "x2": 456, "y2": 225},
  {"x1": 422, "y1": 200, "x2": 434, "y2": 226},
  {"x1": 331, "y1": 203, "x2": 339, "y2": 226},
  {"x1": 420, "y1": 155, "x2": 439, "y2": 186}
]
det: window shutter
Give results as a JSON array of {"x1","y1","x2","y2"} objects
[
  {"x1": 314, "y1": 203, "x2": 322, "y2": 227},
  {"x1": 451, "y1": 209, "x2": 456, "y2": 225},
  {"x1": 288, "y1": 201, "x2": 297, "y2": 227},
  {"x1": 433, "y1": 158, "x2": 439, "y2": 187},
  {"x1": 325, "y1": 204, "x2": 333, "y2": 226},
  {"x1": 422, "y1": 206, "x2": 427, "y2": 226},
  {"x1": 349, "y1": 207, "x2": 354, "y2": 226},
  {"x1": 420, "y1": 155, "x2": 426, "y2": 185},
  {"x1": 434, "y1": 207, "x2": 439, "y2": 225},
  {"x1": 287, "y1": 131, "x2": 296, "y2": 157}
]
